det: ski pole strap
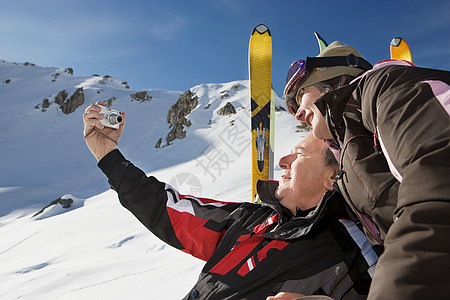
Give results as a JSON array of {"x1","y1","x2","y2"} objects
[{"x1": 306, "y1": 54, "x2": 373, "y2": 71}]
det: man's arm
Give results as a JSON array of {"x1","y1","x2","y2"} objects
[
  {"x1": 83, "y1": 102, "x2": 252, "y2": 261},
  {"x1": 97, "y1": 149, "x2": 252, "y2": 261}
]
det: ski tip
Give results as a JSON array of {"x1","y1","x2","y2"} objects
[
  {"x1": 390, "y1": 37, "x2": 413, "y2": 63},
  {"x1": 253, "y1": 24, "x2": 271, "y2": 36},
  {"x1": 314, "y1": 31, "x2": 328, "y2": 53},
  {"x1": 390, "y1": 37, "x2": 403, "y2": 47}
]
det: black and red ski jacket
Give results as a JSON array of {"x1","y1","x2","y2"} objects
[{"x1": 99, "y1": 149, "x2": 377, "y2": 299}]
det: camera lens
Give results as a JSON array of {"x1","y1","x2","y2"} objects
[{"x1": 108, "y1": 113, "x2": 123, "y2": 126}]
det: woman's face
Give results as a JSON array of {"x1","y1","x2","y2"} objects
[{"x1": 294, "y1": 85, "x2": 333, "y2": 140}]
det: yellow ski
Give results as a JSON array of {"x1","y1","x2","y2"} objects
[
  {"x1": 390, "y1": 37, "x2": 413, "y2": 63},
  {"x1": 249, "y1": 24, "x2": 273, "y2": 202}
]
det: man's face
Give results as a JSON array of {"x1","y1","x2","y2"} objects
[
  {"x1": 275, "y1": 134, "x2": 335, "y2": 213},
  {"x1": 294, "y1": 85, "x2": 333, "y2": 140}
]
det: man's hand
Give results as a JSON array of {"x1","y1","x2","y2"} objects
[{"x1": 83, "y1": 101, "x2": 125, "y2": 161}]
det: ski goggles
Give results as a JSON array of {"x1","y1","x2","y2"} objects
[
  {"x1": 282, "y1": 54, "x2": 373, "y2": 115},
  {"x1": 283, "y1": 59, "x2": 308, "y2": 115}
]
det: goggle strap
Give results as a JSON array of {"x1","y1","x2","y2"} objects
[{"x1": 305, "y1": 54, "x2": 373, "y2": 71}]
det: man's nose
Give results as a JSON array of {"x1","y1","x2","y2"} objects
[{"x1": 278, "y1": 154, "x2": 293, "y2": 169}]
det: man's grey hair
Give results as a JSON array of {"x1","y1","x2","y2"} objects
[{"x1": 323, "y1": 146, "x2": 339, "y2": 175}]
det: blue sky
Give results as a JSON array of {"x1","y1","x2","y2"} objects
[{"x1": 1, "y1": 0, "x2": 448, "y2": 96}]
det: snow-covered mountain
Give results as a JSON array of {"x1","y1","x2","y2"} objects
[{"x1": 0, "y1": 60, "x2": 307, "y2": 299}]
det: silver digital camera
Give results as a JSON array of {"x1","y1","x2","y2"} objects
[{"x1": 98, "y1": 105, "x2": 123, "y2": 129}]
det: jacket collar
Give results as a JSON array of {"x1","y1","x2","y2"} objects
[
  {"x1": 256, "y1": 180, "x2": 292, "y2": 223},
  {"x1": 314, "y1": 82, "x2": 359, "y2": 148},
  {"x1": 256, "y1": 180, "x2": 346, "y2": 239}
]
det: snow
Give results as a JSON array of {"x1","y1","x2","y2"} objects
[{"x1": 0, "y1": 59, "x2": 307, "y2": 299}]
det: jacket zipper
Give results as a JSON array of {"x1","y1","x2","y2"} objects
[
  {"x1": 337, "y1": 134, "x2": 385, "y2": 245},
  {"x1": 373, "y1": 131, "x2": 383, "y2": 155}
]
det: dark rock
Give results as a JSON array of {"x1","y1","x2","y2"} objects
[
  {"x1": 166, "y1": 124, "x2": 186, "y2": 143},
  {"x1": 64, "y1": 68, "x2": 74, "y2": 75},
  {"x1": 42, "y1": 98, "x2": 51, "y2": 109},
  {"x1": 122, "y1": 81, "x2": 130, "y2": 89},
  {"x1": 217, "y1": 102, "x2": 236, "y2": 116},
  {"x1": 52, "y1": 72, "x2": 60, "y2": 82},
  {"x1": 106, "y1": 97, "x2": 117, "y2": 107},
  {"x1": 36, "y1": 88, "x2": 84, "y2": 114},
  {"x1": 54, "y1": 90, "x2": 68, "y2": 105},
  {"x1": 155, "y1": 138, "x2": 163, "y2": 148},
  {"x1": 220, "y1": 90, "x2": 230, "y2": 99},
  {"x1": 60, "y1": 88, "x2": 85, "y2": 114},
  {"x1": 165, "y1": 90, "x2": 198, "y2": 144},
  {"x1": 130, "y1": 91, "x2": 151, "y2": 102},
  {"x1": 296, "y1": 122, "x2": 311, "y2": 132},
  {"x1": 32, "y1": 196, "x2": 74, "y2": 218}
]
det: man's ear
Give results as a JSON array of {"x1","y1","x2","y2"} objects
[{"x1": 324, "y1": 169, "x2": 337, "y2": 191}]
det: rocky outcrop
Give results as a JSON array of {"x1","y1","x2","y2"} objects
[
  {"x1": 296, "y1": 122, "x2": 311, "y2": 132},
  {"x1": 106, "y1": 97, "x2": 117, "y2": 107},
  {"x1": 35, "y1": 87, "x2": 85, "y2": 114},
  {"x1": 217, "y1": 102, "x2": 236, "y2": 116},
  {"x1": 32, "y1": 196, "x2": 74, "y2": 218},
  {"x1": 231, "y1": 84, "x2": 240, "y2": 91},
  {"x1": 60, "y1": 87, "x2": 85, "y2": 114},
  {"x1": 51, "y1": 68, "x2": 73, "y2": 82},
  {"x1": 122, "y1": 81, "x2": 130, "y2": 89},
  {"x1": 130, "y1": 91, "x2": 151, "y2": 102},
  {"x1": 220, "y1": 90, "x2": 230, "y2": 99},
  {"x1": 165, "y1": 90, "x2": 198, "y2": 143},
  {"x1": 65, "y1": 68, "x2": 74, "y2": 75},
  {"x1": 41, "y1": 98, "x2": 51, "y2": 110},
  {"x1": 219, "y1": 84, "x2": 240, "y2": 99},
  {"x1": 155, "y1": 138, "x2": 163, "y2": 148},
  {"x1": 54, "y1": 90, "x2": 68, "y2": 105}
]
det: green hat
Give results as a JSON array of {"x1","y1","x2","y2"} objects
[{"x1": 298, "y1": 41, "x2": 369, "y2": 91}]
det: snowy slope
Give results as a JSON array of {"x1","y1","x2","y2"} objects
[{"x1": 0, "y1": 60, "x2": 307, "y2": 299}]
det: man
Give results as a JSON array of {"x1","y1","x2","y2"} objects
[
  {"x1": 282, "y1": 41, "x2": 450, "y2": 299},
  {"x1": 83, "y1": 102, "x2": 377, "y2": 299}
]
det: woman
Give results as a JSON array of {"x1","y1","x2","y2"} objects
[{"x1": 282, "y1": 41, "x2": 450, "y2": 299}]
